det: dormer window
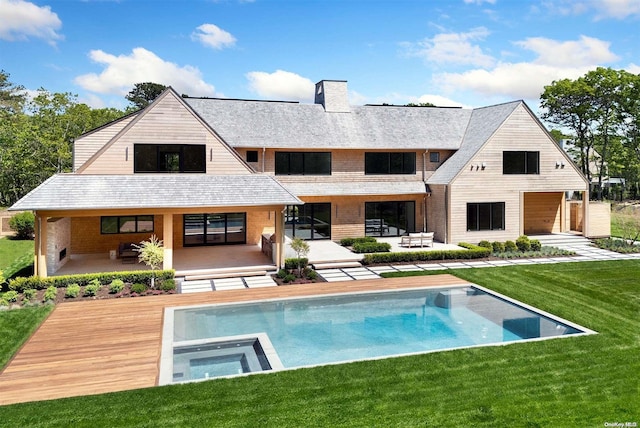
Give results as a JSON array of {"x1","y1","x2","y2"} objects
[{"x1": 134, "y1": 144, "x2": 206, "y2": 173}]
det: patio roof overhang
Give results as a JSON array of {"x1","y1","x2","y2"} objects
[
  {"x1": 10, "y1": 174, "x2": 303, "y2": 213},
  {"x1": 281, "y1": 181, "x2": 429, "y2": 197}
]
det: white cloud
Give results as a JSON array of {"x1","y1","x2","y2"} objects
[
  {"x1": 434, "y1": 35, "x2": 620, "y2": 101},
  {"x1": 404, "y1": 27, "x2": 495, "y2": 68},
  {"x1": 0, "y1": 0, "x2": 62, "y2": 45},
  {"x1": 626, "y1": 63, "x2": 640, "y2": 73},
  {"x1": 191, "y1": 23, "x2": 236, "y2": 50},
  {"x1": 246, "y1": 70, "x2": 315, "y2": 102},
  {"x1": 410, "y1": 94, "x2": 467, "y2": 108},
  {"x1": 515, "y1": 35, "x2": 619, "y2": 67},
  {"x1": 592, "y1": 0, "x2": 640, "y2": 19},
  {"x1": 74, "y1": 47, "x2": 217, "y2": 98}
]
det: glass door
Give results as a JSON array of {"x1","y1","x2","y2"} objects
[{"x1": 183, "y1": 213, "x2": 246, "y2": 246}]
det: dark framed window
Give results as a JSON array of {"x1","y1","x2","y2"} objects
[
  {"x1": 466, "y1": 202, "x2": 505, "y2": 231},
  {"x1": 134, "y1": 144, "x2": 206, "y2": 173},
  {"x1": 246, "y1": 150, "x2": 258, "y2": 163},
  {"x1": 503, "y1": 151, "x2": 539, "y2": 174},
  {"x1": 365, "y1": 152, "x2": 416, "y2": 174},
  {"x1": 101, "y1": 215, "x2": 154, "y2": 234},
  {"x1": 429, "y1": 152, "x2": 440, "y2": 163},
  {"x1": 365, "y1": 201, "x2": 415, "y2": 237},
  {"x1": 275, "y1": 152, "x2": 331, "y2": 175},
  {"x1": 285, "y1": 203, "x2": 331, "y2": 240},
  {"x1": 183, "y1": 213, "x2": 246, "y2": 246}
]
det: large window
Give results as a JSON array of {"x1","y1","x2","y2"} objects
[
  {"x1": 183, "y1": 213, "x2": 246, "y2": 246},
  {"x1": 285, "y1": 203, "x2": 331, "y2": 240},
  {"x1": 275, "y1": 152, "x2": 331, "y2": 175},
  {"x1": 365, "y1": 201, "x2": 415, "y2": 237},
  {"x1": 466, "y1": 202, "x2": 505, "y2": 231},
  {"x1": 365, "y1": 152, "x2": 416, "y2": 175},
  {"x1": 134, "y1": 144, "x2": 206, "y2": 173},
  {"x1": 503, "y1": 151, "x2": 539, "y2": 174},
  {"x1": 101, "y1": 215, "x2": 154, "y2": 234}
]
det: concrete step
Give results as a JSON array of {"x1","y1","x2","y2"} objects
[
  {"x1": 185, "y1": 270, "x2": 268, "y2": 282},
  {"x1": 177, "y1": 264, "x2": 276, "y2": 277},
  {"x1": 312, "y1": 261, "x2": 363, "y2": 270},
  {"x1": 530, "y1": 234, "x2": 592, "y2": 247}
]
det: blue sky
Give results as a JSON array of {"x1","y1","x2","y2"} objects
[{"x1": 1, "y1": 0, "x2": 639, "y2": 112}]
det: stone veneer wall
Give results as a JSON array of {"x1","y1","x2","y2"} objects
[{"x1": 47, "y1": 217, "x2": 71, "y2": 275}]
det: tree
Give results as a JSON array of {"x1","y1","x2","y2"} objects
[
  {"x1": 289, "y1": 237, "x2": 310, "y2": 276},
  {"x1": 0, "y1": 70, "x2": 26, "y2": 115},
  {"x1": 8, "y1": 212, "x2": 34, "y2": 239},
  {"x1": 134, "y1": 235, "x2": 164, "y2": 288},
  {"x1": 126, "y1": 82, "x2": 167, "y2": 109}
]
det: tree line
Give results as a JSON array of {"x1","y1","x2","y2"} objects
[
  {"x1": 541, "y1": 67, "x2": 640, "y2": 200},
  {"x1": 0, "y1": 72, "x2": 165, "y2": 206}
]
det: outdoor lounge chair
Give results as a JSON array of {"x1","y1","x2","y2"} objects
[{"x1": 400, "y1": 232, "x2": 434, "y2": 248}]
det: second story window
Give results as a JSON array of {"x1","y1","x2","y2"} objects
[
  {"x1": 365, "y1": 152, "x2": 416, "y2": 175},
  {"x1": 275, "y1": 152, "x2": 331, "y2": 175},
  {"x1": 503, "y1": 151, "x2": 539, "y2": 175},
  {"x1": 134, "y1": 144, "x2": 206, "y2": 173}
]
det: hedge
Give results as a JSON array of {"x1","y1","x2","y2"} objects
[
  {"x1": 8, "y1": 269, "x2": 175, "y2": 292},
  {"x1": 340, "y1": 236, "x2": 377, "y2": 247},
  {"x1": 361, "y1": 243, "x2": 491, "y2": 265},
  {"x1": 352, "y1": 242, "x2": 391, "y2": 253}
]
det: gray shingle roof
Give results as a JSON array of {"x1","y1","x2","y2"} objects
[
  {"x1": 185, "y1": 98, "x2": 472, "y2": 150},
  {"x1": 428, "y1": 101, "x2": 522, "y2": 185},
  {"x1": 10, "y1": 174, "x2": 302, "y2": 211},
  {"x1": 281, "y1": 181, "x2": 428, "y2": 197}
]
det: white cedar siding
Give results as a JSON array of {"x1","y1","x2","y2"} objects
[
  {"x1": 448, "y1": 104, "x2": 588, "y2": 243},
  {"x1": 79, "y1": 93, "x2": 252, "y2": 175},
  {"x1": 73, "y1": 115, "x2": 137, "y2": 171}
]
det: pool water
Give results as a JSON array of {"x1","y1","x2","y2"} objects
[{"x1": 161, "y1": 285, "x2": 592, "y2": 384}]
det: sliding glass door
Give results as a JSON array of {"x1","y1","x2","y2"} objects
[
  {"x1": 365, "y1": 201, "x2": 415, "y2": 237},
  {"x1": 183, "y1": 213, "x2": 246, "y2": 246},
  {"x1": 285, "y1": 203, "x2": 331, "y2": 240}
]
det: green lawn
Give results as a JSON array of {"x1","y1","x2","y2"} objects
[
  {"x1": 0, "y1": 237, "x2": 34, "y2": 281},
  {"x1": 0, "y1": 260, "x2": 638, "y2": 427},
  {"x1": 0, "y1": 305, "x2": 53, "y2": 369}
]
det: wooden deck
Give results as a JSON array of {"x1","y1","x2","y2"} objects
[{"x1": 0, "y1": 275, "x2": 470, "y2": 406}]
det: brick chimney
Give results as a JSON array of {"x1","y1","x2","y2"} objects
[{"x1": 315, "y1": 80, "x2": 350, "y2": 113}]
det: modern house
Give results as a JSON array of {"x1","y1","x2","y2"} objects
[{"x1": 11, "y1": 80, "x2": 603, "y2": 278}]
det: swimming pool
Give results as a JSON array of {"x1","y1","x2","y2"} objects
[{"x1": 159, "y1": 284, "x2": 595, "y2": 385}]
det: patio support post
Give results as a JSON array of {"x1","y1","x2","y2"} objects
[
  {"x1": 35, "y1": 213, "x2": 48, "y2": 278},
  {"x1": 582, "y1": 189, "x2": 589, "y2": 237},
  {"x1": 162, "y1": 213, "x2": 173, "y2": 271},
  {"x1": 275, "y1": 208, "x2": 285, "y2": 269}
]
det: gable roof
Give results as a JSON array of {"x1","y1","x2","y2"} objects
[
  {"x1": 185, "y1": 98, "x2": 472, "y2": 150},
  {"x1": 76, "y1": 88, "x2": 252, "y2": 174},
  {"x1": 427, "y1": 101, "x2": 523, "y2": 185},
  {"x1": 10, "y1": 174, "x2": 302, "y2": 211}
]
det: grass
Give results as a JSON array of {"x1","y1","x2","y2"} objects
[
  {"x1": 0, "y1": 305, "x2": 53, "y2": 369},
  {"x1": 0, "y1": 260, "x2": 638, "y2": 426},
  {"x1": 0, "y1": 237, "x2": 34, "y2": 282}
]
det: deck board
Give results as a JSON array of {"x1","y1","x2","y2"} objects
[{"x1": 0, "y1": 275, "x2": 469, "y2": 405}]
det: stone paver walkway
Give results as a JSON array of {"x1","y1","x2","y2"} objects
[{"x1": 315, "y1": 241, "x2": 640, "y2": 282}]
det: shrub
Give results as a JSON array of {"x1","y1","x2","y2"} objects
[
  {"x1": 504, "y1": 240, "x2": 517, "y2": 252},
  {"x1": 65, "y1": 284, "x2": 80, "y2": 298},
  {"x1": 109, "y1": 279, "x2": 125, "y2": 294},
  {"x1": 306, "y1": 270, "x2": 318, "y2": 280},
  {"x1": 285, "y1": 258, "x2": 308, "y2": 270},
  {"x1": 83, "y1": 282, "x2": 101, "y2": 297},
  {"x1": 530, "y1": 239, "x2": 542, "y2": 252},
  {"x1": 492, "y1": 241, "x2": 505, "y2": 253},
  {"x1": 43, "y1": 285, "x2": 57, "y2": 302},
  {"x1": 276, "y1": 269, "x2": 289, "y2": 279},
  {"x1": 340, "y1": 236, "x2": 377, "y2": 246},
  {"x1": 1, "y1": 290, "x2": 19, "y2": 304},
  {"x1": 131, "y1": 283, "x2": 147, "y2": 294},
  {"x1": 8, "y1": 270, "x2": 175, "y2": 291},
  {"x1": 283, "y1": 274, "x2": 296, "y2": 283},
  {"x1": 160, "y1": 279, "x2": 176, "y2": 291},
  {"x1": 515, "y1": 235, "x2": 531, "y2": 252},
  {"x1": 352, "y1": 242, "x2": 391, "y2": 253},
  {"x1": 594, "y1": 238, "x2": 640, "y2": 254},
  {"x1": 362, "y1": 243, "x2": 490, "y2": 265},
  {"x1": 23, "y1": 288, "x2": 37, "y2": 301},
  {"x1": 8, "y1": 212, "x2": 35, "y2": 240},
  {"x1": 478, "y1": 240, "x2": 493, "y2": 250}
]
